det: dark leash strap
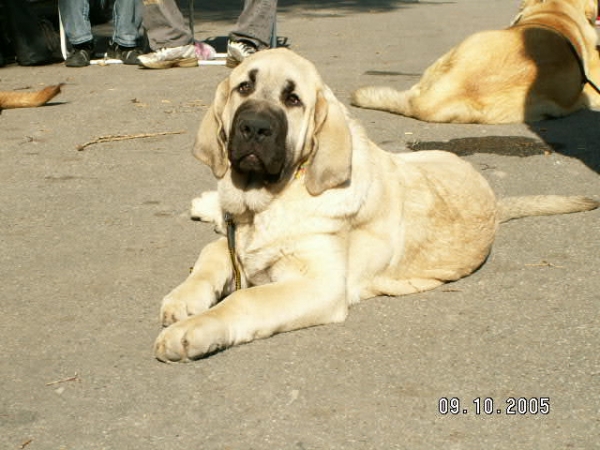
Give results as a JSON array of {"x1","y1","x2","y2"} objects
[
  {"x1": 559, "y1": 28, "x2": 600, "y2": 94},
  {"x1": 579, "y1": 55, "x2": 600, "y2": 95},
  {"x1": 224, "y1": 212, "x2": 242, "y2": 291},
  {"x1": 585, "y1": 74, "x2": 600, "y2": 94}
]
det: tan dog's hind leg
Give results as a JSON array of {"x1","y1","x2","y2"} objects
[
  {"x1": 351, "y1": 83, "x2": 489, "y2": 123},
  {"x1": 350, "y1": 46, "x2": 484, "y2": 123},
  {"x1": 0, "y1": 84, "x2": 63, "y2": 110},
  {"x1": 351, "y1": 85, "x2": 416, "y2": 116}
]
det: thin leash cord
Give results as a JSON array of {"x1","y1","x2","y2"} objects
[
  {"x1": 224, "y1": 213, "x2": 242, "y2": 291},
  {"x1": 563, "y1": 35, "x2": 600, "y2": 94},
  {"x1": 584, "y1": 72, "x2": 600, "y2": 95}
]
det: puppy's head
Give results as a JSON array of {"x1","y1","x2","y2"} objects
[{"x1": 193, "y1": 48, "x2": 352, "y2": 196}]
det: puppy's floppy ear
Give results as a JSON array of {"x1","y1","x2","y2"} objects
[
  {"x1": 305, "y1": 88, "x2": 353, "y2": 196},
  {"x1": 193, "y1": 78, "x2": 230, "y2": 178}
]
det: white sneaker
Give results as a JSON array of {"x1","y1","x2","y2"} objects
[
  {"x1": 226, "y1": 40, "x2": 258, "y2": 68},
  {"x1": 137, "y1": 44, "x2": 197, "y2": 69}
]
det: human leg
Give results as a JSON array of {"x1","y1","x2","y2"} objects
[
  {"x1": 58, "y1": 0, "x2": 93, "y2": 46},
  {"x1": 227, "y1": 0, "x2": 277, "y2": 67},
  {"x1": 142, "y1": 0, "x2": 193, "y2": 50},
  {"x1": 229, "y1": 0, "x2": 277, "y2": 49},
  {"x1": 107, "y1": 0, "x2": 144, "y2": 64},
  {"x1": 137, "y1": 0, "x2": 197, "y2": 68},
  {"x1": 112, "y1": 0, "x2": 143, "y2": 47},
  {"x1": 58, "y1": 0, "x2": 94, "y2": 67}
]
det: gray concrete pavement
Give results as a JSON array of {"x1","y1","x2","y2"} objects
[{"x1": 1, "y1": 1, "x2": 599, "y2": 448}]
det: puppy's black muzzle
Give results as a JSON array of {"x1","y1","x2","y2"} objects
[{"x1": 228, "y1": 100, "x2": 288, "y2": 184}]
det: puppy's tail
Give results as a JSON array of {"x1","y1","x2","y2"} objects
[
  {"x1": 498, "y1": 195, "x2": 599, "y2": 223},
  {"x1": 0, "y1": 84, "x2": 63, "y2": 110},
  {"x1": 350, "y1": 86, "x2": 412, "y2": 115}
]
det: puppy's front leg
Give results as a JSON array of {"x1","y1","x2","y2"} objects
[
  {"x1": 154, "y1": 277, "x2": 348, "y2": 362},
  {"x1": 160, "y1": 238, "x2": 234, "y2": 326}
]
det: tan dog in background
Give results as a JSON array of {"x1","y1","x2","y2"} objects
[
  {"x1": 154, "y1": 49, "x2": 598, "y2": 362},
  {"x1": 0, "y1": 84, "x2": 62, "y2": 112},
  {"x1": 351, "y1": 0, "x2": 600, "y2": 123}
]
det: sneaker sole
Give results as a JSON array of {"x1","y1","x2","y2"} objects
[
  {"x1": 176, "y1": 57, "x2": 199, "y2": 68},
  {"x1": 226, "y1": 56, "x2": 242, "y2": 68},
  {"x1": 65, "y1": 62, "x2": 90, "y2": 68},
  {"x1": 139, "y1": 57, "x2": 198, "y2": 69}
]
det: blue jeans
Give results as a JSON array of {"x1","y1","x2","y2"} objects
[{"x1": 59, "y1": 0, "x2": 143, "y2": 47}]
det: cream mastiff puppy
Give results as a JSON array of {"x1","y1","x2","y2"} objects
[
  {"x1": 351, "y1": 0, "x2": 600, "y2": 123},
  {"x1": 154, "y1": 48, "x2": 598, "y2": 362}
]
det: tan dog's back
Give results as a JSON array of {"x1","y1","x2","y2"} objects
[{"x1": 351, "y1": 0, "x2": 600, "y2": 123}]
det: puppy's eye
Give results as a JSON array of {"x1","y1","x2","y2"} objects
[
  {"x1": 285, "y1": 93, "x2": 302, "y2": 108},
  {"x1": 237, "y1": 81, "x2": 253, "y2": 95}
]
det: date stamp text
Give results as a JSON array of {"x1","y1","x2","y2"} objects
[{"x1": 438, "y1": 397, "x2": 550, "y2": 416}]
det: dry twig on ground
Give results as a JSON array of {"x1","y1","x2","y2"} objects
[{"x1": 77, "y1": 130, "x2": 185, "y2": 151}]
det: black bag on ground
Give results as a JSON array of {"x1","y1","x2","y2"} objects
[{"x1": 3, "y1": 0, "x2": 62, "y2": 66}]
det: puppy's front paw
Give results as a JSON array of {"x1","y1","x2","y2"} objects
[
  {"x1": 154, "y1": 314, "x2": 227, "y2": 362},
  {"x1": 160, "y1": 281, "x2": 215, "y2": 326},
  {"x1": 190, "y1": 191, "x2": 225, "y2": 234}
]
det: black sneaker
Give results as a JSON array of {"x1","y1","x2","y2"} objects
[
  {"x1": 66, "y1": 45, "x2": 94, "y2": 67},
  {"x1": 106, "y1": 41, "x2": 143, "y2": 65}
]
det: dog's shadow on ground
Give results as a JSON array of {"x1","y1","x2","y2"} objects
[
  {"x1": 527, "y1": 109, "x2": 600, "y2": 174},
  {"x1": 407, "y1": 109, "x2": 600, "y2": 174}
]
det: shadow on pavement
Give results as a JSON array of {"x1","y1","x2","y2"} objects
[
  {"x1": 407, "y1": 114, "x2": 600, "y2": 175},
  {"x1": 527, "y1": 110, "x2": 600, "y2": 174},
  {"x1": 407, "y1": 136, "x2": 552, "y2": 158}
]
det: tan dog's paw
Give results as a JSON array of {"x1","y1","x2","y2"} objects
[
  {"x1": 160, "y1": 282, "x2": 215, "y2": 326},
  {"x1": 190, "y1": 191, "x2": 225, "y2": 234},
  {"x1": 154, "y1": 314, "x2": 228, "y2": 362}
]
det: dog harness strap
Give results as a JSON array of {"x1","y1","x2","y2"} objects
[{"x1": 224, "y1": 212, "x2": 242, "y2": 291}]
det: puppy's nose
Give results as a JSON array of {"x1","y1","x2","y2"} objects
[{"x1": 238, "y1": 117, "x2": 273, "y2": 142}]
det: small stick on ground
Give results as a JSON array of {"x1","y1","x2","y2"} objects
[
  {"x1": 77, "y1": 130, "x2": 185, "y2": 151},
  {"x1": 442, "y1": 288, "x2": 463, "y2": 293},
  {"x1": 524, "y1": 260, "x2": 565, "y2": 269},
  {"x1": 45, "y1": 373, "x2": 80, "y2": 386}
]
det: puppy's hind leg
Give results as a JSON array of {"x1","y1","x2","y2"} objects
[
  {"x1": 370, "y1": 277, "x2": 446, "y2": 297},
  {"x1": 191, "y1": 190, "x2": 226, "y2": 234}
]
